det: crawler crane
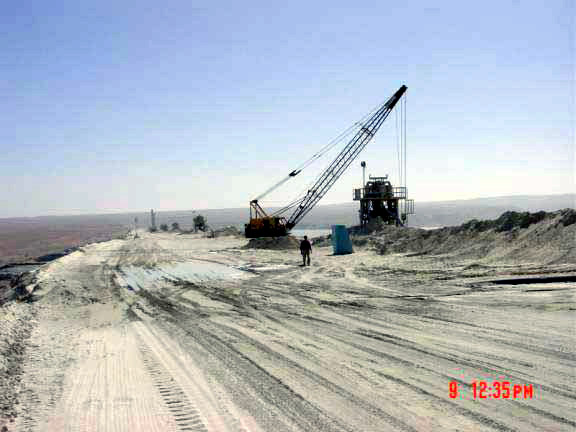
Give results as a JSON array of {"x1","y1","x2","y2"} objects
[{"x1": 245, "y1": 85, "x2": 407, "y2": 238}]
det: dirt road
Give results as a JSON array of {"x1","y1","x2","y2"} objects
[{"x1": 2, "y1": 232, "x2": 575, "y2": 431}]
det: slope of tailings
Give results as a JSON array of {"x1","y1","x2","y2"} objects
[{"x1": 364, "y1": 209, "x2": 576, "y2": 264}]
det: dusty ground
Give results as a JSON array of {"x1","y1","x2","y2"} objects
[{"x1": 1, "y1": 230, "x2": 575, "y2": 431}]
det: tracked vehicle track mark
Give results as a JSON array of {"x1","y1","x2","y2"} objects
[
  {"x1": 133, "y1": 321, "x2": 254, "y2": 432},
  {"x1": 135, "y1": 332, "x2": 209, "y2": 432}
]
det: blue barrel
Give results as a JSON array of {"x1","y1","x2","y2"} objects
[{"x1": 331, "y1": 225, "x2": 353, "y2": 255}]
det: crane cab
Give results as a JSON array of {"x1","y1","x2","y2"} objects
[
  {"x1": 244, "y1": 200, "x2": 289, "y2": 238},
  {"x1": 245, "y1": 216, "x2": 288, "y2": 238}
]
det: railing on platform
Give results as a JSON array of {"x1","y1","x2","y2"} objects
[
  {"x1": 405, "y1": 199, "x2": 415, "y2": 215},
  {"x1": 393, "y1": 187, "x2": 407, "y2": 199},
  {"x1": 353, "y1": 186, "x2": 408, "y2": 200}
]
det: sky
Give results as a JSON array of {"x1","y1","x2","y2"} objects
[{"x1": 1, "y1": 0, "x2": 574, "y2": 217}]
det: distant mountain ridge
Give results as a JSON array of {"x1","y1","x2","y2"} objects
[
  {"x1": 299, "y1": 193, "x2": 576, "y2": 228},
  {"x1": 1, "y1": 194, "x2": 573, "y2": 230},
  {"x1": 0, "y1": 193, "x2": 572, "y2": 265}
]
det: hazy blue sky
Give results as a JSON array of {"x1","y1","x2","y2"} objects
[{"x1": 1, "y1": 0, "x2": 573, "y2": 217}]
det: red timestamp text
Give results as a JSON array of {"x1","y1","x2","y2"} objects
[{"x1": 449, "y1": 380, "x2": 534, "y2": 400}]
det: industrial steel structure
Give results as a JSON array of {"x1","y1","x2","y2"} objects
[
  {"x1": 150, "y1": 209, "x2": 157, "y2": 231},
  {"x1": 353, "y1": 175, "x2": 414, "y2": 227},
  {"x1": 245, "y1": 85, "x2": 408, "y2": 238}
]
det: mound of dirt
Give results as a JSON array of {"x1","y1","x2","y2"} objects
[
  {"x1": 358, "y1": 209, "x2": 576, "y2": 264},
  {"x1": 212, "y1": 226, "x2": 243, "y2": 238},
  {"x1": 310, "y1": 235, "x2": 331, "y2": 247},
  {"x1": 243, "y1": 236, "x2": 300, "y2": 250}
]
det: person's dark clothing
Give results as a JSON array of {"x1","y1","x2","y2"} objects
[{"x1": 300, "y1": 239, "x2": 312, "y2": 266}]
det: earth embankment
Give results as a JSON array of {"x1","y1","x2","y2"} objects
[{"x1": 353, "y1": 209, "x2": 575, "y2": 265}]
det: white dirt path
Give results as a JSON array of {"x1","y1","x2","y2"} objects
[{"x1": 5, "y1": 231, "x2": 575, "y2": 432}]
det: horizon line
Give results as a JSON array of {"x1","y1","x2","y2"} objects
[{"x1": 1, "y1": 192, "x2": 574, "y2": 220}]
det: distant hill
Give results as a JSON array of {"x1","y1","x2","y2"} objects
[
  {"x1": 1, "y1": 193, "x2": 573, "y2": 230},
  {"x1": 406, "y1": 194, "x2": 576, "y2": 228},
  {"x1": 300, "y1": 193, "x2": 576, "y2": 228},
  {"x1": 0, "y1": 194, "x2": 572, "y2": 264}
]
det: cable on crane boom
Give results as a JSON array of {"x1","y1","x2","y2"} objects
[
  {"x1": 271, "y1": 196, "x2": 305, "y2": 217},
  {"x1": 251, "y1": 99, "x2": 387, "y2": 203},
  {"x1": 284, "y1": 85, "x2": 407, "y2": 229},
  {"x1": 245, "y1": 85, "x2": 408, "y2": 238}
]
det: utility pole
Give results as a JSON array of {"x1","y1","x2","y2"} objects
[{"x1": 150, "y1": 209, "x2": 156, "y2": 231}]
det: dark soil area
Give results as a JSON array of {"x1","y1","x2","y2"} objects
[{"x1": 0, "y1": 220, "x2": 126, "y2": 266}]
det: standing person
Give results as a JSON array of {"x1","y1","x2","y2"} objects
[{"x1": 300, "y1": 235, "x2": 312, "y2": 266}]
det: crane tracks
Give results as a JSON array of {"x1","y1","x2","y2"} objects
[
  {"x1": 136, "y1": 334, "x2": 208, "y2": 432},
  {"x1": 133, "y1": 321, "x2": 255, "y2": 432}
]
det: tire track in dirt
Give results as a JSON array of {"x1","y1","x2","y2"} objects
[
  {"x1": 149, "y1": 278, "x2": 472, "y2": 430},
  {"x1": 152, "y1": 250, "x2": 576, "y2": 431},
  {"x1": 139, "y1": 293, "x2": 357, "y2": 432},
  {"x1": 30, "y1": 232, "x2": 569, "y2": 432},
  {"x1": 148, "y1": 272, "x2": 524, "y2": 431},
  {"x1": 135, "y1": 331, "x2": 209, "y2": 432},
  {"x1": 207, "y1": 270, "x2": 573, "y2": 432},
  {"x1": 132, "y1": 320, "x2": 260, "y2": 432},
  {"x1": 326, "y1": 305, "x2": 576, "y2": 402},
  {"x1": 260, "y1": 276, "x2": 575, "y2": 389},
  {"x1": 276, "y1": 308, "x2": 574, "y2": 431},
  {"x1": 217, "y1": 324, "x2": 423, "y2": 431},
  {"x1": 217, "y1": 309, "x2": 505, "y2": 431}
]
